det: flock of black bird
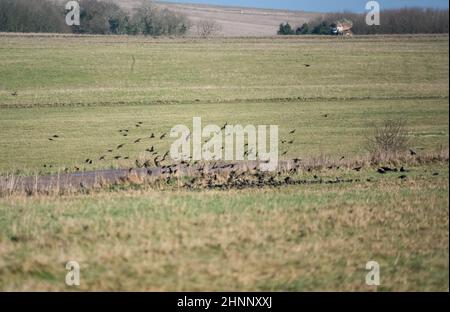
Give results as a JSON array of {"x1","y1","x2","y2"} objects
[{"x1": 42, "y1": 119, "x2": 426, "y2": 190}]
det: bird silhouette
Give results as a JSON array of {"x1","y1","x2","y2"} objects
[
  {"x1": 353, "y1": 166, "x2": 362, "y2": 172},
  {"x1": 289, "y1": 129, "x2": 296, "y2": 134},
  {"x1": 304, "y1": 64, "x2": 311, "y2": 67},
  {"x1": 150, "y1": 133, "x2": 155, "y2": 139},
  {"x1": 323, "y1": 114, "x2": 328, "y2": 118},
  {"x1": 107, "y1": 149, "x2": 113, "y2": 153},
  {"x1": 114, "y1": 156, "x2": 122, "y2": 160},
  {"x1": 134, "y1": 138, "x2": 142, "y2": 144},
  {"x1": 409, "y1": 149, "x2": 417, "y2": 156},
  {"x1": 53, "y1": 135, "x2": 59, "y2": 138},
  {"x1": 48, "y1": 138, "x2": 54, "y2": 141},
  {"x1": 160, "y1": 133, "x2": 166, "y2": 140},
  {"x1": 11, "y1": 91, "x2": 18, "y2": 96},
  {"x1": 99, "y1": 156, "x2": 106, "y2": 161},
  {"x1": 117, "y1": 144, "x2": 125, "y2": 149}
]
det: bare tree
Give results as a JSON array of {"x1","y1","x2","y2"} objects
[
  {"x1": 196, "y1": 19, "x2": 222, "y2": 38},
  {"x1": 366, "y1": 119, "x2": 410, "y2": 155}
]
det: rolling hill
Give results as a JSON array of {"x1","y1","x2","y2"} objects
[{"x1": 106, "y1": 0, "x2": 320, "y2": 36}]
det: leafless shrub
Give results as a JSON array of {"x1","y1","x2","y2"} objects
[
  {"x1": 366, "y1": 119, "x2": 410, "y2": 158},
  {"x1": 196, "y1": 19, "x2": 222, "y2": 38}
]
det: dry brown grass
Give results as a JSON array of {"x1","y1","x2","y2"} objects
[{"x1": 0, "y1": 162, "x2": 447, "y2": 291}]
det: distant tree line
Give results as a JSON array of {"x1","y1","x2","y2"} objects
[
  {"x1": 278, "y1": 8, "x2": 449, "y2": 35},
  {"x1": 0, "y1": 0, "x2": 190, "y2": 36}
]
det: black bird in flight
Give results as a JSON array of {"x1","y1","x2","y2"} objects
[
  {"x1": 160, "y1": 133, "x2": 167, "y2": 140},
  {"x1": 117, "y1": 144, "x2": 125, "y2": 149},
  {"x1": 11, "y1": 91, "x2": 18, "y2": 96},
  {"x1": 289, "y1": 129, "x2": 296, "y2": 134},
  {"x1": 409, "y1": 149, "x2": 417, "y2": 156},
  {"x1": 99, "y1": 156, "x2": 106, "y2": 161},
  {"x1": 150, "y1": 133, "x2": 155, "y2": 139},
  {"x1": 304, "y1": 64, "x2": 311, "y2": 67},
  {"x1": 353, "y1": 166, "x2": 362, "y2": 172},
  {"x1": 323, "y1": 114, "x2": 328, "y2": 118},
  {"x1": 48, "y1": 138, "x2": 54, "y2": 141},
  {"x1": 134, "y1": 138, "x2": 142, "y2": 144},
  {"x1": 107, "y1": 149, "x2": 113, "y2": 153},
  {"x1": 288, "y1": 140, "x2": 294, "y2": 144},
  {"x1": 114, "y1": 156, "x2": 122, "y2": 160},
  {"x1": 53, "y1": 135, "x2": 59, "y2": 138}
]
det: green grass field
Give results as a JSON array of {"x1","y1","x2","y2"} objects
[{"x1": 0, "y1": 34, "x2": 448, "y2": 291}]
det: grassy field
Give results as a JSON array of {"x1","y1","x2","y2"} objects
[
  {"x1": 0, "y1": 34, "x2": 448, "y2": 291},
  {"x1": 0, "y1": 164, "x2": 448, "y2": 291},
  {"x1": 0, "y1": 35, "x2": 448, "y2": 175}
]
